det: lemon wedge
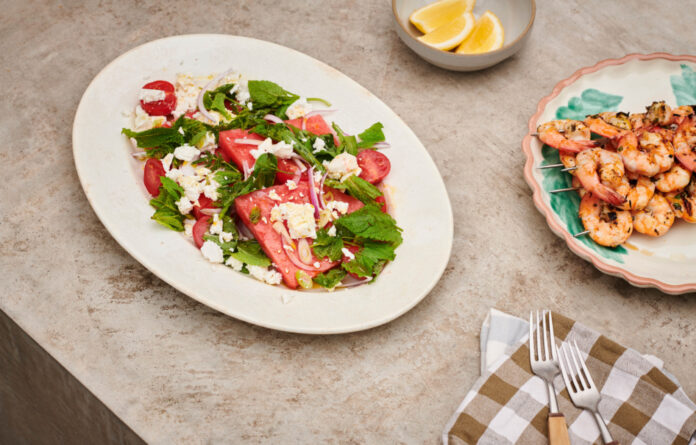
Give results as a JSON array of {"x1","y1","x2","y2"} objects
[
  {"x1": 409, "y1": 0, "x2": 476, "y2": 34},
  {"x1": 417, "y1": 12, "x2": 475, "y2": 51},
  {"x1": 455, "y1": 11, "x2": 504, "y2": 54}
]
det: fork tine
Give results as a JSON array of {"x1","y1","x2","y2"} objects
[
  {"x1": 536, "y1": 310, "x2": 543, "y2": 360},
  {"x1": 568, "y1": 341, "x2": 588, "y2": 390},
  {"x1": 561, "y1": 343, "x2": 581, "y2": 392},
  {"x1": 557, "y1": 343, "x2": 575, "y2": 393},
  {"x1": 542, "y1": 310, "x2": 550, "y2": 362},
  {"x1": 549, "y1": 312, "x2": 557, "y2": 361},
  {"x1": 574, "y1": 340, "x2": 596, "y2": 389},
  {"x1": 529, "y1": 312, "x2": 535, "y2": 362}
]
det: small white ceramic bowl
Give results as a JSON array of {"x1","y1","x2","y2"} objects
[{"x1": 392, "y1": 0, "x2": 535, "y2": 71}]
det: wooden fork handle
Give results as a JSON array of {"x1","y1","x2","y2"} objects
[
  {"x1": 605, "y1": 442, "x2": 619, "y2": 445},
  {"x1": 548, "y1": 413, "x2": 571, "y2": 445}
]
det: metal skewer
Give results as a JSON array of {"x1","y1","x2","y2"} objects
[
  {"x1": 574, "y1": 230, "x2": 590, "y2": 237},
  {"x1": 549, "y1": 187, "x2": 579, "y2": 194},
  {"x1": 537, "y1": 163, "x2": 564, "y2": 169}
]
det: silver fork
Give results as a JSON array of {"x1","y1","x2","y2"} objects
[
  {"x1": 558, "y1": 341, "x2": 619, "y2": 445},
  {"x1": 529, "y1": 311, "x2": 570, "y2": 445}
]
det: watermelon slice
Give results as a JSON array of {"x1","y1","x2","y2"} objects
[
  {"x1": 285, "y1": 115, "x2": 333, "y2": 136},
  {"x1": 234, "y1": 181, "x2": 363, "y2": 289},
  {"x1": 218, "y1": 129, "x2": 264, "y2": 171}
]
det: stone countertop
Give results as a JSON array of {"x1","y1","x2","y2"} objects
[{"x1": 1, "y1": 0, "x2": 694, "y2": 443}]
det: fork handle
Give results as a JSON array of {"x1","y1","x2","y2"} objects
[{"x1": 548, "y1": 413, "x2": 571, "y2": 445}]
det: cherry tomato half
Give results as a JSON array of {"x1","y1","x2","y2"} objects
[
  {"x1": 192, "y1": 216, "x2": 211, "y2": 249},
  {"x1": 192, "y1": 195, "x2": 216, "y2": 220},
  {"x1": 140, "y1": 80, "x2": 177, "y2": 116},
  {"x1": 143, "y1": 158, "x2": 165, "y2": 196},
  {"x1": 357, "y1": 149, "x2": 391, "y2": 184}
]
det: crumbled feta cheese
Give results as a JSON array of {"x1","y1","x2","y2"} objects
[
  {"x1": 198, "y1": 131, "x2": 217, "y2": 152},
  {"x1": 325, "y1": 200, "x2": 349, "y2": 215},
  {"x1": 172, "y1": 73, "x2": 211, "y2": 118},
  {"x1": 209, "y1": 213, "x2": 223, "y2": 235},
  {"x1": 327, "y1": 225, "x2": 337, "y2": 237},
  {"x1": 250, "y1": 138, "x2": 294, "y2": 159},
  {"x1": 203, "y1": 179, "x2": 220, "y2": 201},
  {"x1": 225, "y1": 255, "x2": 244, "y2": 271},
  {"x1": 268, "y1": 189, "x2": 282, "y2": 201},
  {"x1": 161, "y1": 153, "x2": 174, "y2": 172},
  {"x1": 201, "y1": 241, "x2": 224, "y2": 263},
  {"x1": 231, "y1": 79, "x2": 251, "y2": 105},
  {"x1": 184, "y1": 218, "x2": 195, "y2": 237},
  {"x1": 178, "y1": 127, "x2": 185, "y2": 135},
  {"x1": 323, "y1": 153, "x2": 362, "y2": 182},
  {"x1": 312, "y1": 137, "x2": 326, "y2": 153},
  {"x1": 179, "y1": 174, "x2": 204, "y2": 201},
  {"x1": 165, "y1": 169, "x2": 181, "y2": 182},
  {"x1": 270, "y1": 202, "x2": 317, "y2": 239},
  {"x1": 313, "y1": 170, "x2": 323, "y2": 184},
  {"x1": 341, "y1": 247, "x2": 355, "y2": 260},
  {"x1": 313, "y1": 261, "x2": 321, "y2": 268},
  {"x1": 192, "y1": 111, "x2": 222, "y2": 126},
  {"x1": 247, "y1": 265, "x2": 282, "y2": 285},
  {"x1": 174, "y1": 144, "x2": 201, "y2": 162},
  {"x1": 286, "y1": 180, "x2": 298, "y2": 190},
  {"x1": 195, "y1": 166, "x2": 211, "y2": 177},
  {"x1": 139, "y1": 88, "x2": 166, "y2": 103},
  {"x1": 220, "y1": 231, "x2": 234, "y2": 243},
  {"x1": 261, "y1": 217, "x2": 268, "y2": 224},
  {"x1": 286, "y1": 97, "x2": 312, "y2": 120},
  {"x1": 133, "y1": 104, "x2": 166, "y2": 131},
  {"x1": 176, "y1": 196, "x2": 193, "y2": 215}
]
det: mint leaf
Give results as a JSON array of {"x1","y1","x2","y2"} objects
[
  {"x1": 149, "y1": 177, "x2": 185, "y2": 231},
  {"x1": 229, "y1": 240, "x2": 271, "y2": 267},
  {"x1": 209, "y1": 92, "x2": 232, "y2": 120},
  {"x1": 341, "y1": 241, "x2": 394, "y2": 279},
  {"x1": 160, "y1": 176, "x2": 184, "y2": 198},
  {"x1": 248, "y1": 80, "x2": 299, "y2": 110},
  {"x1": 150, "y1": 210, "x2": 185, "y2": 231},
  {"x1": 313, "y1": 268, "x2": 346, "y2": 288},
  {"x1": 122, "y1": 126, "x2": 184, "y2": 150},
  {"x1": 357, "y1": 123, "x2": 385, "y2": 149},
  {"x1": 312, "y1": 228, "x2": 344, "y2": 261},
  {"x1": 335, "y1": 204, "x2": 402, "y2": 245},
  {"x1": 332, "y1": 122, "x2": 358, "y2": 155},
  {"x1": 342, "y1": 258, "x2": 371, "y2": 278},
  {"x1": 342, "y1": 176, "x2": 382, "y2": 204},
  {"x1": 252, "y1": 153, "x2": 278, "y2": 187}
]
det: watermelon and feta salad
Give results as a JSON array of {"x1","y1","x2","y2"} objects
[{"x1": 122, "y1": 71, "x2": 402, "y2": 290}]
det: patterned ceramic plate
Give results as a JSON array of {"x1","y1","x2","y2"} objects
[{"x1": 523, "y1": 53, "x2": 696, "y2": 294}]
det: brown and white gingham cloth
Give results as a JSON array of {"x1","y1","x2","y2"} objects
[{"x1": 443, "y1": 310, "x2": 696, "y2": 445}]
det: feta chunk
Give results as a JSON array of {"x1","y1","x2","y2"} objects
[
  {"x1": 176, "y1": 197, "x2": 193, "y2": 215},
  {"x1": 179, "y1": 175, "x2": 204, "y2": 201},
  {"x1": 327, "y1": 225, "x2": 337, "y2": 237},
  {"x1": 286, "y1": 97, "x2": 312, "y2": 120},
  {"x1": 203, "y1": 179, "x2": 220, "y2": 201},
  {"x1": 270, "y1": 202, "x2": 317, "y2": 239},
  {"x1": 166, "y1": 168, "x2": 182, "y2": 181},
  {"x1": 286, "y1": 180, "x2": 298, "y2": 190},
  {"x1": 172, "y1": 73, "x2": 210, "y2": 118},
  {"x1": 225, "y1": 256, "x2": 244, "y2": 271},
  {"x1": 161, "y1": 153, "x2": 174, "y2": 172},
  {"x1": 247, "y1": 265, "x2": 282, "y2": 285},
  {"x1": 173, "y1": 144, "x2": 201, "y2": 162},
  {"x1": 201, "y1": 241, "x2": 224, "y2": 263},
  {"x1": 209, "y1": 213, "x2": 223, "y2": 235},
  {"x1": 341, "y1": 247, "x2": 355, "y2": 260},
  {"x1": 325, "y1": 200, "x2": 349, "y2": 215},
  {"x1": 139, "y1": 88, "x2": 166, "y2": 103},
  {"x1": 250, "y1": 138, "x2": 294, "y2": 160},
  {"x1": 312, "y1": 137, "x2": 326, "y2": 153},
  {"x1": 198, "y1": 131, "x2": 217, "y2": 152},
  {"x1": 323, "y1": 153, "x2": 362, "y2": 182},
  {"x1": 231, "y1": 79, "x2": 250, "y2": 105},
  {"x1": 184, "y1": 218, "x2": 195, "y2": 237}
]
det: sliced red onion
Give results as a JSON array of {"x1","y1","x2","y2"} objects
[
  {"x1": 307, "y1": 166, "x2": 320, "y2": 218},
  {"x1": 242, "y1": 161, "x2": 251, "y2": 180},
  {"x1": 292, "y1": 157, "x2": 308, "y2": 172},
  {"x1": 234, "y1": 138, "x2": 263, "y2": 145},
  {"x1": 263, "y1": 114, "x2": 283, "y2": 124},
  {"x1": 338, "y1": 277, "x2": 369, "y2": 288},
  {"x1": 131, "y1": 151, "x2": 147, "y2": 158},
  {"x1": 373, "y1": 142, "x2": 391, "y2": 149},
  {"x1": 319, "y1": 172, "x2": 328, "y2": 208},
  {"x1": 197, "y1": 68, "x2": 237, "y2": 123},
  {"x1": 297, "y1": 238, "x2": 313, "y2": 265},
  {"x1": 305, "y1": 109, "x2": 337, "y2": 118},
  {"x1": 272, "y1": 222, "x2": 294, "y2": 247},
  {"x1": 301, "y1": 118, "x2": 307, "y2": 131},
  {"x1": 283, "y1": 246, "x2": 317, "y2": 271},
  {"x1": 200, "y1": 208, "x2": 222, "y2": 216},
  {"x1": 237, "y1": 221, "x2": 254, "y2": 239}
]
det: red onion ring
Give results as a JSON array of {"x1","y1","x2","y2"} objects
[
  {"x1": 197, "y1": 69, "x2": 237, "y2": 123},
  {"x1": 372, "y1": 142, "x2": 391, "y2": 149},
  {"x1": 131, "y1": 151, "x2": 146, "y2": 158},
  {"x1": 319, "y1": 172, "x2": 328, "y2": 208},
  {"x1": 292, "y1": 156, "x2": 308, "y2": 172},
  {"x1": 337, "y1": 277, "x2": 369, "y2": 288},
  {"x1": 263, "y1": 114, "x2": 284, "y2": 124},
  {"x1": 200, "y1": 208, "x2": 222, "y2": 216},
  {"x1": 237, "y1": 221, "x2": 254, "y2": 239},
  {"x1": 283, "y1": 245, "x2": 317, "y2": 271},
  {"x1": 307, "y1": 166, "x2": 320, "y2": 218},
  {"x1": 234, "y1": 138, "x2": 263, "y2": 145},
  {"x1": 242, "y1": 161, "x2": 251, "y2": 180},
  {"x1": 297, "y1": 238, "x2": 313, "y2": 265}
]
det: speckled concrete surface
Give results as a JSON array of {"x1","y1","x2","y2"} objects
[{"x1": 1, "y1": 0, "x2": 694, "y2": 443}]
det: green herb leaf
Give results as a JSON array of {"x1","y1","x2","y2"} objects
[
  {"x1": 122, "y1": 126, "x2": 184, "y2": 150},
  {"x1": 249, "y1": 206, "x2": 261, "y2": 224},
  {"x1": 209, "y1": 92, "x2": 232, "y2": 120},
  {"x1": 332, "y1": 122, "x2": 358, "y2": 155},
  {"x1": 252, "y1": 153, "x2": 278, "y2": 187},
  {"x1": 313, "y1": 268, "x2": 346, "y2": 289},
  {"x1": 356, "y1": 123, "x2": 385, "y2": 149},
  {"x1": 342, "y1": 176, "x2": 383, "y2": 204},
  {"x1": 312, "y1": 228, "x2": 344, "y2": 261},
  {"x1": 229, "y1": 240, "x2": 271, "y2": 267},
  {"x1": 148, "y1": 177, "x2": 185, "y2": 231},
  {"x1": 248, "y1": 80, "x2": 299, "y2": 111},
  {"x1": 335, "y1": 204, "x2": 402, "y2": 245}
]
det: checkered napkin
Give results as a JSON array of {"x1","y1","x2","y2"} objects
[{"x1": 442, "y1": 310, "x2": 696, "y2": 445}]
